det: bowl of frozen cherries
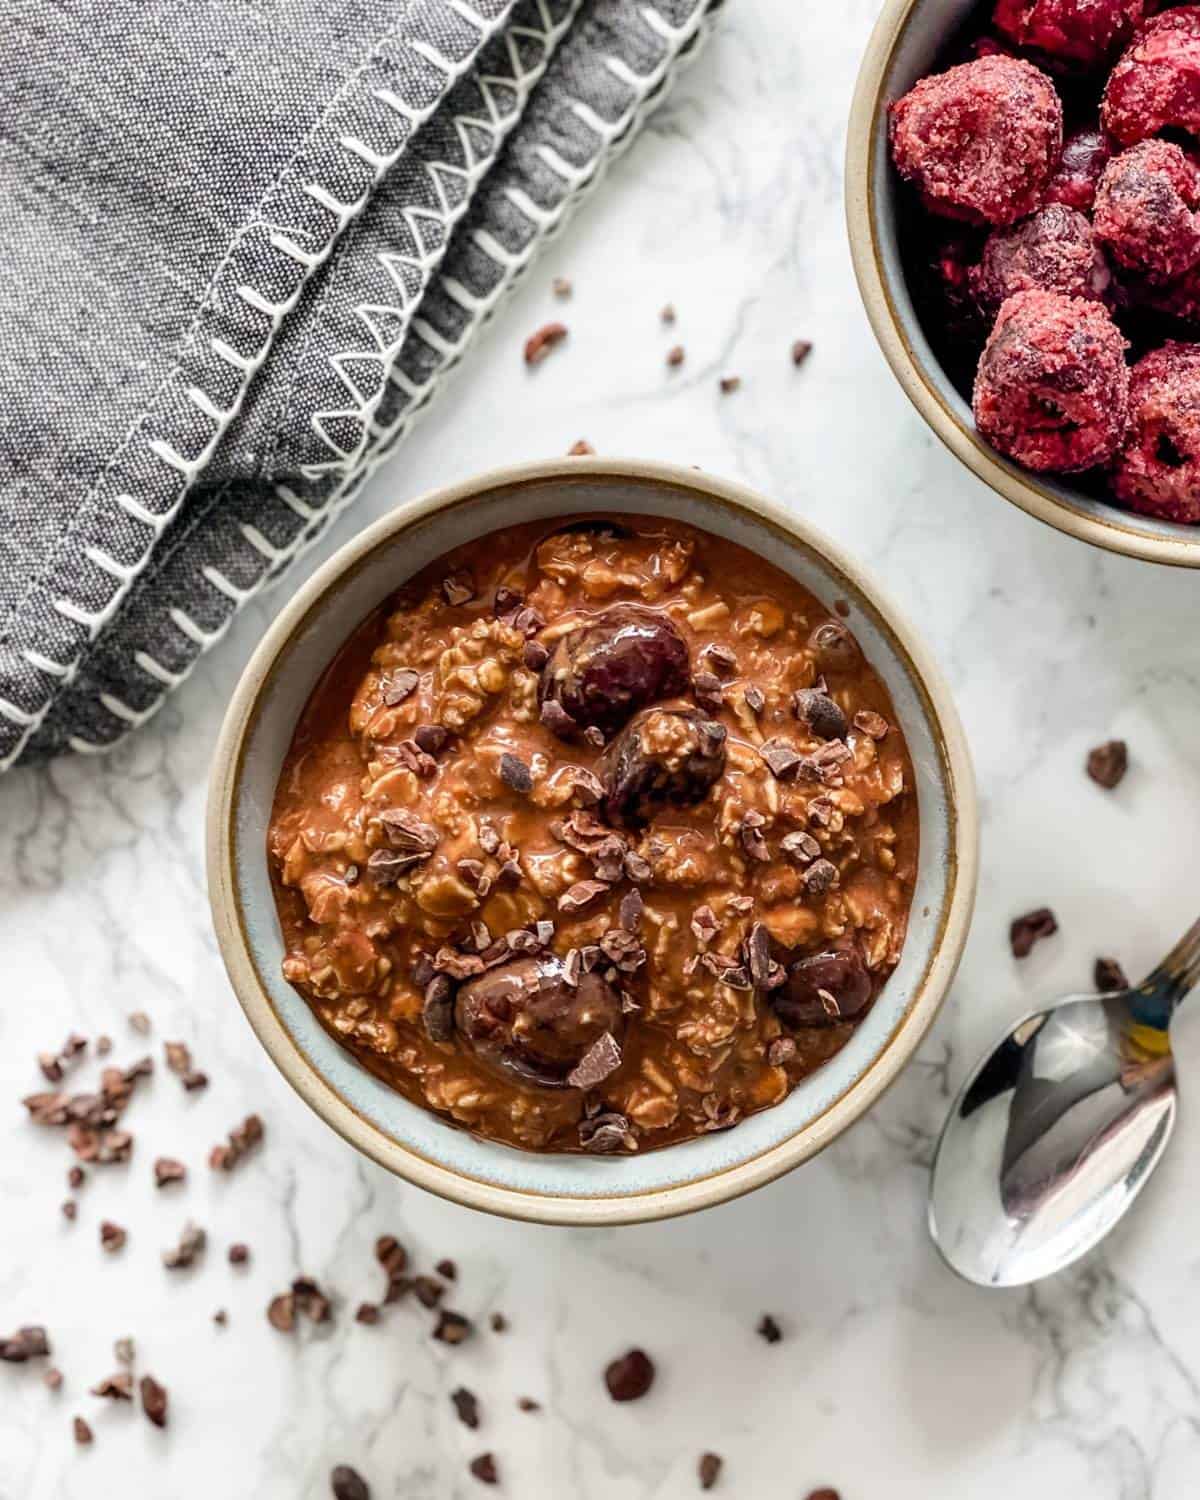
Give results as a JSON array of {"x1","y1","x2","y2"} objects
[{"x1": 848, "y1": 0, "x2": 1200, "y2": 566}]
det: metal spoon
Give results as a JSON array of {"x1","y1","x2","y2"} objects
[{"x1": 929, "y1": 918, "x2": 1200, "y2": 1288}]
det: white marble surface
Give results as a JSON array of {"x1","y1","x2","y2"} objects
[{"x1": 6, "y1": 3, "x2": 1200, "y2": 1496}]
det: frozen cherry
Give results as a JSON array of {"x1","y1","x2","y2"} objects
[
  {"x1": 1094, "y1": 140, "x2": 1200, "y2": 284},
  {"x1": 971, "y1": 205, "x2": 1112, "y2": 316},
  {"x1": 455, "y1": 955, "x2": 625, "y2": 1091},
  {"x1": 770, "y1": 947, "x2": 874, "y2": 1031},
  {"x1": 993, "y1": 0, "x2": 1152, "y2": 73},
  {"x1": 973, "y1": 289, "x2": 1130, "y2": 473},
  {"x1": 1103, "y1": 8, "x2": 1200, "y2": 147},
  {"x1": 889, "y1": 54, "x2": 1063, "y2": 225},
  {"x1": 1112, "y1": 341, "x2": 1200, "y2": 523},
  {"x1": 538, "y1": 605, "x2": 689, "y2": 738},
  {"x1": 1042, "y1": 129, "x2": 1112, "y2": 214},
  {"x1": 603, "y1": 707, "x2": 727, "y2": 829}
]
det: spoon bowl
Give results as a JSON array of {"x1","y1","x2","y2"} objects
[{"x1": 929, "y1": 922, "x2": 1200, "y2": 1287}]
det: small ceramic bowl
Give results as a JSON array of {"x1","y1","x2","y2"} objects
[
  {"x1": 846, "y1": 0, "x2": 1200, "y2": 569},
  {"x1": 206, "y1": 458, "x2": 978, "y2": 1225}
]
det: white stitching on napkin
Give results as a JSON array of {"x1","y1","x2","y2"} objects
[
  {"x1": 0, "y1": 0, "x2": 508, "y2": 769},
  {"x1": 74, "y1": 5, "x2": 718, "y2": 750}
]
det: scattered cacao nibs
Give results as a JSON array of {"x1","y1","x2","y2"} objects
[
  {"x1": 518, "y1": 1396, "x2": 541, "y2": 1412},
  {"x1": 292, "y1": 1276, "x2": 332, "y2": 1324},
  {"x1": 442, "y1": 572, "x2": 476, "y2": 607},
  {"x1": 490, "y1": 1312, "x2": 508, "y2": 1333},
  {"x1": 498, "y1": 752, "x2": 533, "y2": 794},
  {"x1": 1087, "y1": 739, "x2": 1128, "y2": 790},
  {"x1": 331, "y1": 1464, "x2": 371, "y2": 1500},
  {"x1": 213, "y1": 1309, "x2": 228, "y2": 1327},
  {"x1": 413, "y1": 723, "x2": 450, "y2": 756},
  {"x1": 432, "y1": 1310, "x2": 473, "y2": 1345},
  {"x1": 805, "y1": 1490, "x2": 842, "y2": 1500},
  {"x1": 469, "y1": 1454, "x2": 499, "y2": 1486},
  {"x1": 719, "y1": 375, "x2": 741, "y2": 394},
  {"x1": 605, "y1": 1347, "x2": 655, "y2": 1402},
  {"x1": 524, "y1": 321, "x2": 567, "y2": 366},
  {"x1": 0, "y1": 1326, "x2": 50, "y2": 1363},
  {"x1": 154, "y1": 1157, "x2": 186, "y2": 1188},
  {"x1": 380, "y1": 667, "x2": 419, "y2": 706},
  {"x1": 208, "y1": 1113, "x2": 263, "y2": 1172},
  {"x1": 743, "y1": 684, "x2": 765, "y2": 714},
  {"x1": 95, "y1": 1036, "x2": 111, "y2": 1056},
  {"x1": 666, "y1": 344, "x2": 685, "y2": 368},
  {"x1": 522, "y1": 639, "x2": 549, "y2": 671},
  {"x1": 792, "y1": 339, "x2": 813, "y2": 367},
  {"x1": 413, "y1": 1276, "x2": 444, "y2": 1310},
  {"x1": 44, "y1": 1366, "x2": 63, "y2": 1391},
  {"x1": 114, "y1": 1338, "x2": 135, "y2": 1366},
  {"x1": 804, "y1": 859, "x2": 840, "y2": 897},
  {"x1": 128, "y1": 1012, "x2": 151, "y2": 1035},
  {"x1": 90, "y1": 1372, "x2": 133, "y2": 1401},
  {"x1": 767, "y1": 1036, "x2": 797, "y2": 1067},
  {"x1": 267, "y1": 1293, "x2": 295, "y2": 1333},
  {"x1": 760, "y1": 741, "x2": 802, "y2": 780},
  {"x1": 552, "y1": 276, "x2": 572, "y2": 299},
  {"x1": 618, "y1": 889, "x2": 645, "y2": 933},
  {"x1": 61, "y1": 1200, "x2": 77, "y2": 1222},
  {"x1": 162, "y1": 1221, "x2": 206, "y2": 1270},
  {"x1": 568, "y1": 439, "x2": 595, "y2": 455},
  {"x1": 183, "y1": 1068, "x2": 209, "y2": 1092},
  {"x1": 1095, "y1": 957, "x2": 1130, "y2": 992},
  {"x1": 566, "y1": 1032, "x2": 623, "y2": 1090},
  {"x1": 355, "y1": 1302, "x2": 380, "y2": 1325},
  {"x1": 699, "y1": 1452, "x2": 724, "y2": 1490},
  {"x1": 579, "y1": 1111, "x2": 637, "y2": 1154},
  {"x1": 737, "y1": 810, "x2": 770, "y2": 863},
  {"x1": 793, "y1": 688, "x2": 847, "y2": 741},
  {"x1": 624, "y1": 849, "x2": 652, "y2": 883},
  {"x1": 1010, "y1": 908, "x2": 1058, "y2": 959},
  {"x1": 376, "y1": 1233, "x2": 408, "y2": 1280},
  {"x1": 780, "y1": 830, "x2": 821, "y2": 865},
  {"x1": 558, "y1": 879, "x2": 608, "y2": 914},
  {"x1": 451, "y1": 1387, "x2": 481, "y2": 1429},
  {"x1": 745, "y1": 923, "x2": 775, "y2": 988},
  {"x1": 660, "y1": 303, "x2": 676, "y2": 324},
  {"x1": 99, "y1": 1221, "x2": 127, "y2": 1254},
  {"x1": 228, "y1": 1242, "x2": 250, "y2": 1266},
  {"x1": 853, "y1": 708, "x2": 889, "y2": 740},
  {"x1": 72, "y1": 1416, "x2": 93, "y2": 1445},
  {"x1": 757, "y1": 1314, "x2": 783, "y2": 1344},
  {"x1": 693, "y1": 670, "x2": 724, "y2": 711},
  {"x1": 435, "y1": 1258, "x2": 457, "y2": 1281},
  {"x1": 67, "y1": 1166, "x2": 85, "y2": 1190},
  {"x1": 140, "y1": 1374, "x2": 168, "y2": 1429}
]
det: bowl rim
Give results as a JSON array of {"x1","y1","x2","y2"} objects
[
  {"x1": 845, "y1": 0, "x2": 1200, "y2": 570},
  {"x1": 206, "y1": 456, "x2": 979, "y2": 1225}
]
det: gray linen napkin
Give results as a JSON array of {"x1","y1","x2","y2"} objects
[{"x1": 0, "y1": 0, "x2": 720, "y2": 769}]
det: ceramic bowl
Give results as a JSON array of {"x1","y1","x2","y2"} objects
[
  {"x1": 206, "y1": 457, "x2": 978, "y2": 1225},
  {"x1": 846, "y1": 0, "x2": 1200, "y2": 569}
]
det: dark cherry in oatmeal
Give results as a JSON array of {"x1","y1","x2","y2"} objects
[{"x1": 267, "y1": 518, "x2": 918, "y2": 1154}]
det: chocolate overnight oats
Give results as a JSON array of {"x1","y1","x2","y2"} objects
[{"x1": 266, "y1": 517, "x2": 918, "y2": 1155}]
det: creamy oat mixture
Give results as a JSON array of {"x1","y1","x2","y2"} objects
[{"x1": 267, "y1": 517, "x2": 918, "y2": 1154}]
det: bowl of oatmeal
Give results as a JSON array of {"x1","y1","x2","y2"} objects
[
  {"x1": 207, "y1": 458, "x2": 976, "y2": 1224},
  {"x1": 847, "y1": 0, "x2": 1200, "y2": 566}
]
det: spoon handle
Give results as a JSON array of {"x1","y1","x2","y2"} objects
[{"x1": 1137, "y1": 916, "x2": 1200, "y2": 1016}]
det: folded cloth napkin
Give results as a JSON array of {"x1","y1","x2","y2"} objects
[{"x1": 0, "y1": 0, "x2": 720, "y2": 770}]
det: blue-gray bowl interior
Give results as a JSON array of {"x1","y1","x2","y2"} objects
[
  {"x1": 230, "y1": 472, "x2": 958, "y2": 1202},
  {"x1": 870, "y1": 0, "x2": 1200, "y2": 551}
]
